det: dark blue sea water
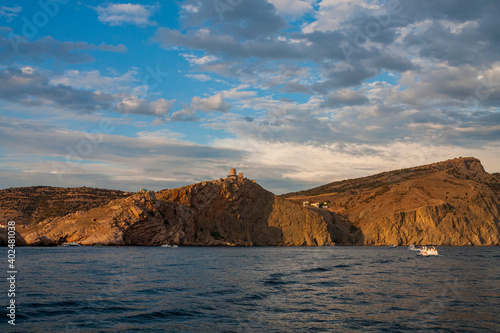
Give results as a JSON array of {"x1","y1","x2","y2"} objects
[{"x1": 3, "y1": 246, "x2": 500, "y2": 332}]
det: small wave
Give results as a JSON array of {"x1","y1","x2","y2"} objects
[
  {"x1": 372, "y1": 259, "x2": 393, "y2": 264},
  {"x1": 310, "y1": 280, "x2": 343, "y2": 288},
  {"x1": 242, "y1": 293, "x2": 266, "y2": 301},
  {"x1": 125, "y1": 309, "x2": 200, "y2": 322},
  {"x1": 25, "y1": 308, "x2": 78, "y2": 318},
  {"x1": 195, "y1": 288, "x2": 239, "y2": 297},
  {"x1": 263, "y1": 279, "x2": 291, "y2": 286},
  {"x1": 22, "y1": 300, "x2": 81, "y2": 308},
  {"x1": 301, "y1": 267, "x2": 332, "y2": 273}
]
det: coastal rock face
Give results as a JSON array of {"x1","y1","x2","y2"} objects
[
  {"x1": 285, "y1": 157, "x2": 500, "y2": 245},
  {"x1": 0, "y1": 228, "x2": 26, "y2": 246},
  {"x1": 157, "y1": 177, "x2": 362, "y2": 246},
  {"x1": 18, "y1": 179, "x2": 362, "y2": 246},
  {"x1": 18, "y1": 191, "x2": 188, "y2": 246}
]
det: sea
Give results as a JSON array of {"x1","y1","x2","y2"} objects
[{"x1": 4, "y1": 246, "x2": 500, "y2": 332}]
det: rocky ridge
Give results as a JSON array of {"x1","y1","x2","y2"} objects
[
  {"x1": 17, "y1": 177, "x2": 362, "y2": 246},
  {"x1": 285, "y1": 157, "x2": 500, "y2": 245},
  {"x1": 0, "y1": 186, "x2": 130, "y2": 225}
]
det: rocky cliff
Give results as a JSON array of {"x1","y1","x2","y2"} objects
[
  {"x1": 157, "y1": 177, "x2": 362, "y2": 246},
  {"x1": 0, "y1": 228, "x2": 26, "y2": 246},
  {"x1": 18, "y1": 191, "x2": 184, "y2": 246},
  {"x1": 18, "y1": 177, "x2": 362, "y2": 246},
  {"x1": 285, "y1": 157, "x2": 500, "y2": 245}
]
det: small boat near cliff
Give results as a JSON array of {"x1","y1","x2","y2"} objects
[
  {"x1": 62, "y1": 242, "x2": 80, "y2": 246},
  {"x1": 408, "y1": 244, "x2": 422, "y2": 251},
  {"x1": 161, "y1": 244, "x2": 178, "y2": 248},
  {"x1": 418, "y1": 245, "x2": 438, "y2": 256}
]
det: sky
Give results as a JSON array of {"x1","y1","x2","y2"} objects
[{"x1": 0, "y1": 0, "x2": 499, "y2": 194}]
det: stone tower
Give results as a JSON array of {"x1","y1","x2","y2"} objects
[{"x1": 229, "y1": 168, "x2": 237, "y2": 177}]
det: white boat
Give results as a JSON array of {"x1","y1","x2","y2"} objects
[
  {"x1": 161, "y1": 244, "x2": 178, "y2": 248},
  {"x1": 418, "y1": 245, "x2": 438, "y2": 256},
  {"x1": 388, "y1": 244, "x2": 397, "y2": 248},
  {"x1": 408, "y1": 244, "x2": 422, "y2": 251},
  {"x1": 62, "y1": 242, "x2": 80, "y2": 246}
]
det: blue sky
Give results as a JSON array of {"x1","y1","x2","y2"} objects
[{"x1": 1, "y1": 0, "x2": 499, "y2": 194}]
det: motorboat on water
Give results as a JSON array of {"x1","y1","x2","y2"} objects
[
  {"x1": 62, "y1": 242, "x2": 81, "y2": 246},
  {"x1": 418, "y1": 245, "x2": 438, "y2": 256},
  {"x1": 408, "y1": 244, "x2": 422, "y2": 251},
  {"x1": 161, "y1": 244, "x2": 178, "y2": 248},
  {"x1": 388, "y1": 244, "x2": 397, "y2": 248}
]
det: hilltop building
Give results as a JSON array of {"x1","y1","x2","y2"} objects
[
  {"x1": 229, "y1": 168, "x2": 237, "y2": 178},
  {"x1": 228, "y1": 168, "x2": 244, "y2": 179}
]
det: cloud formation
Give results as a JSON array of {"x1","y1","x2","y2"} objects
[
  {"x1": 0, "y1": 67, "x2": 174, "y2": 117},
  {"x1": 95, "y1": 3, "x2": 159, "y2": 26},
  {"x1": 0, "y1": 5, "x2": 22, "y2": 21},
  {"x1": 1, "y1": 1, "x2": 499, "y2": 193},
  {"x1": 0, "y1": 35, "x2": 126, "y2": 63}
]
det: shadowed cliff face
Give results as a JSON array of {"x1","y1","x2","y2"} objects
[
  {"x1": 157, "y1": 177, "x2": 363, "y2": 246},
  {"x1": 0, "y1": 228, "x2": 26, "y2": 246},
  {"x1": 18, "y1": 191, "x2": 184, "y2": 246},
  {"x1": 18, "y1": 178, "x2": 362, "y2": 246},
  {"x1": 285, "y1": 157, "x2": 500, "y2": 245}
]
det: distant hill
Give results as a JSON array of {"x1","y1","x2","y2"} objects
[
  {"x1": 284, "y1": 157, "x2": 500, "y2": 245},
  {"x1": 0, "y1": 186, "x2": 131, "y2": 225}
]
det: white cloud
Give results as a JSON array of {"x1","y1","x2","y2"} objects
[
  {"x1": 21, "y1": 66, "x2": 35, "y2": 75},
  {"x1": 182, "y1": 4, "x2": 199, "y2": 13},
  {"x1": 114, "y1": 96, "x2": 175, "y2": 116},
  {"x1": 136, "y1": 129, "x2": 186, "y2": 142},
  {"x1": 191, "y1": 93, "x2": 231, "y2": 112},
  {"x1": 440, "y1": 19, "x2": 478, "y2": 35},
  {"x1": 0, "y1": 5, "x2": 22, "y2": 21},
  {"x1": 186, "y1": 73, "x2": 212, "y2": 82},
  {"x1": 181, "y1": 53, "x2": 218, "y2": 66},
  {"x1": 95, "y1": 3, "x2": 158, "y2": 26},
  {"x1": 49, "y1": 69, "x2": 138, "y2": 94},
  {"x1": 302, "y1": 0, "x2": 381, "y2": 33},
  {"x1": 267, "y1": 0, "x2": 314, "y2": 17}
]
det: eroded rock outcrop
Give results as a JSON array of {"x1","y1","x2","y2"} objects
[
  {"x1": 157, "y1": 177, "x2": 362, "y2": 246},
  {"x1": 19, "y1": 191, "x2": 187, "y2": 246},
  {"x1": 0, "y1": 228, "x2": 26, "y2": 246}
]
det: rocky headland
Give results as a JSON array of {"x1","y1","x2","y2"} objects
[{"x1": 285, "y1": 157, "x2": 500, "y2": 245}]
